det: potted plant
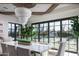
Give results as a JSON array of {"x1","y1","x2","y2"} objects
[
  {"x1": 17, "y1": 24, "x2": 36, "y2": 45},
  {"x1": 70, "y1": 16, "x2": 79, "y2": 54}
]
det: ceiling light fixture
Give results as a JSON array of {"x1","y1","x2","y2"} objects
[{"x1": 15, "y1": 7, "x2": 32, "y2": 26}]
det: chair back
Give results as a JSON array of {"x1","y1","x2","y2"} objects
[
  {"x1": 56, "y1": 39, "x2": 67, "y2": 56},
  {"x1": 1, "y1": 43, "x2": 8, "y2": 53},
  {"x1": 7, "y1": 45, "x2": 17, "y2": 56},
  {"x1": 17, "y1": 47, "x2": 31, "y2": 56}
]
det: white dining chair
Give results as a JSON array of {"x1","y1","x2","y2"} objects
[
  {"x1": 49, "y1": 39, "x2": 67, "y2": 56},
  {"x1": 0, "y1": 43, "x2": 9, "y2": 56}
]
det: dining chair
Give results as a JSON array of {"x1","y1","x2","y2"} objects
[
  {"x1": 0, "y1": 37, "x2": 4, "y2": 54},
  {"x1": 17, "y1": 47, "x2": 31, "y2": 56},
  {"x1": 7, "y1": 45, "x2": 17, "y2": 56},
  {"x1": 0, "y1": 43, "x2": 9, "y2": 56},
  {"x1": 49, "y1": 39, "x2": 67, "y2": 56},
  {"x1": 56, "y1": 42, "x2": 67, "y2": 56}
]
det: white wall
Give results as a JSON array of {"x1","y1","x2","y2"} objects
[
  {"x1": 0, "y1": 14, "x2": 32, "y2": 41},
  {"x1": 0, "y1": 14, "x2": 21, "y2": 41},
  {"x1": 30, "y1": 4, "x2": 79, "y2": 23}
]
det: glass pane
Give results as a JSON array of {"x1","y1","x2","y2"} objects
[
  {"x1": 55, "y1": 22, "x2": 60, "y2": 26},
  {"x1": 55, "y1": 26, "x2": 60, "y2": 31},
  {"x1": 49, "y1": 22, "x2": 54, "y2": 27},
  {"x1": 69, "y1": 20, "x2": 73, "y2": 25},
  {"x1": 8, "y1": 24, "x2": 11, "y2": 29},
  {"x1": 40, "y1": 35, "x2": 43, "y2": 43},
  {"x1": 55, "y1": 42, "x2": 60, "y2": 49},
  {"x1": 40, "y1": 24, "x2": 43, "y2": 27},
  {"x1": 33, "y1": 25, "x2": 35, "y2": 27},
  {"x1": 69, "y1": 25, "x2": 72, "y2": 31},
  {"x1": 62, "y1": 20, "x2": 68, "y2": 25},
  {"x1": 50, "y1": 27, "x2": 55, "y2": 32},
  {"x1": 67, "y1": 36, "x2": 77, "y2": 52},
  {"x1": 50, "y1": 38, "x2": 55, "y2": 43},
  {"x1": 62, "y1": 25, "x2": 68, "y2": 31},
  {"x1": 40, "y1": 27, "x2": 44, "y2": 32},
  {"x1": 49, "y1": 32, "x2": 55, "y2": 38},
  {"x1": 12, "y1": 24, "x2": 15, "y2": 29},
  {"x1": 16, "y1": 25, "x2": 21, "y2": 39},
  {"x1": 54, "y1": 37, "x2": 60, "y2": 49},
  {"x1": 44, "y1": 27, "x2": 48, "y2": 31},
  {"x1": 35, "y1": 24, "x2": 39, "y2": 27},
  {"x1": 44, "y1": 35, "x2": 48, "y2": 43},
  {"x1": 44, "y1": 23, "x2": 48, "y2": 27},
  {"x1": 33, "y1": 27, "x2": 39, "y2": 32}
]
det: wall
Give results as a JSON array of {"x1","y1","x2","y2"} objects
[{"x1": 0, "y1": 14, "x2": 21, "y2": 41}]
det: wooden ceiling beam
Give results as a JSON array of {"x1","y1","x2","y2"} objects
[
  {"x1": 13, "y1": 3, "x2": 36, "y2": 8},
  {"x1": 0, "y1": 12, "x2": 14, "y2": 15},
  {"x1": 45, "y1": 4, "x2": 59, "y2": 14}
]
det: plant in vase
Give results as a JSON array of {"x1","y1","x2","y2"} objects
[{"x1": 17, "y1": 24, "x2": 37, "y2": 45}]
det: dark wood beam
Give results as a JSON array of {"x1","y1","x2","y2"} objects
[
  {"x1": 32, "y1": 4, "x2": 59, "y2": 15},
  {"x1": 0, "y1": 4, "x2": 59, "y2": 15},
  {"x1": 45, "y1": 4, "x2": 59, "y2": 14},
  {"x1": 13, "y1": 3, "x2": 36, "y2": 8},
  {"x1": 0, "y1": 12, "x2": 14, "y2": 15}
]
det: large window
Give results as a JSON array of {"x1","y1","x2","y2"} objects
[
  {"x1": 32, "y1": 16, "x2": 78, "y2": 53},
  {"x1": 8, "y1": 23, "x2": 22, "y2": 41},
  {"x1": 62, "y1": 20, "x2": 77, "y2": 52}
]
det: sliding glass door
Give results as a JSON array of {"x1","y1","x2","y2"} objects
[
  {"x1": 32, "y1": 16, "x2": 78, "y2": 53},
  {"x1": 39, "y1": 23, "x2": 48, "y2": 43},
  {"x1": 49, "y1": 21, "x2": 61, "y2": 49},
  {"x1": 62, "y1": 20, "x2": 77, "y2": 52},
  {"x1": 54, "y1": 21, "x2": 61, "y2": 49}
]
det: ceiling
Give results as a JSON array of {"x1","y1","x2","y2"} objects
[
  {"x1": 0, "y1": 4, "x2": 79, "y2": 15},
  {"x1": 0, "y1": 4, "x2": 52, "y2": 12},
  {"x1": 0, "y1": 3, "x2": 59, "y2": 15}
]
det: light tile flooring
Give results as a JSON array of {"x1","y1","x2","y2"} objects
[{"x1": 48, "y1": 49, "x2": 78, "y2": 56}]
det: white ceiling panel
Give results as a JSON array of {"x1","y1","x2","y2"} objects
[{"x1": 0, "y1": 3, "x2": 52, "y2": 12}]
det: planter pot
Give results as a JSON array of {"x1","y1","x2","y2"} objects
[
  {"x1": 17, "y1": 38, "x2": 31, "y2": 45},
  {"x1": 18, "y1": 41, "x2": 31, "y2": 45}
]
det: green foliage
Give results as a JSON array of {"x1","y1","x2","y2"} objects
[
  {"x1": 20, "y1": 24, "x2": 37, "y2": 39},
  {"x1": 70, "y1": 16, "x2": 79, "y2": 36}
]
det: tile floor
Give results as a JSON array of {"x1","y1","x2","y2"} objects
[{"x1": 48, "y1": 49, "x2": 78, "y2": 56}]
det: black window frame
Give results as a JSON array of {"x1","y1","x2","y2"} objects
[
  {"x1": 32, "y1": 16, "x2": 78, "y2": 54},
  {"x1": 8, "y1": 22, "x2": 22, "y2": 41}
]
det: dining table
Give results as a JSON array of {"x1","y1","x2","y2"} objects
[{"x1": 2, "y1": 41, "x2": 52, "y2": 56}]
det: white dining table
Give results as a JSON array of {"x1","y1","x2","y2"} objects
[{"x1": 2, "y1": 41, "x2": 52, "y2": 56}]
